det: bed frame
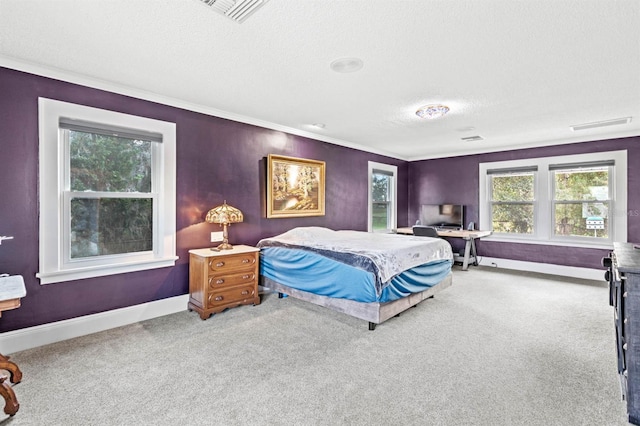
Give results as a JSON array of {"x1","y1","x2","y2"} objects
[{"x1": 261, "y1": 273, "x2": 452, "y2": 330}]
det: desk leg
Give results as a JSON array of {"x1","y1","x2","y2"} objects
[
  {"x1": 462, "y1": 239, "x2": 472, "y2": 271},
  {"x1": 470, "y1": 238, "x2": 479, "y2": 266}
]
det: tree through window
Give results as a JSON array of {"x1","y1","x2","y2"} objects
[
  {"x1": 489, "y1": 169, "x2": 536, "y2": 235},
  {"x1": 368, "y1": 162, "x2": 397, "y2": 232},
  {"x1": 552, "y1": 164, "x2": 611, "y2": 239},
  {"x1": 37, "y1": 98, "x2": 177, "y2": 284},
  {"x1": 68, "y1": 129, "x2": 154, "y2": 258},
  {"x1": 479, "y1": 151, "x2": 626, "y2": 248}
]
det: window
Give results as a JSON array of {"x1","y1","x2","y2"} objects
[
  {"x1": 479, "y1": 151, "x2": 626, "y2": 248},
  {"x1": 551, "y1": 162, "x2": 612, "y2": 239},
  {"x1": 38, "y1": 98, "x2": 177, "y2": 284},
  {"x1": 368, "y1": 161, "x2": 397, "y2": 232},
  {"x1": 489, "y1": 167, "x2": 537, "y2": 235}
]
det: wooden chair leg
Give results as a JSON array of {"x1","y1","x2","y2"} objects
[
  {"x1": 0, "y1": 353, "x2": 22, "y2": 384},
  {"x1": 0, "y1": 377, "x2": 19, "y2": 416}
]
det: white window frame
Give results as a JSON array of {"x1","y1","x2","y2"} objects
[
  {"x1": 37, "y1": 98, "x2": 177, "y2": 284},
  {"x1": 479, "y1": 150, "x2": 627, "y2": 249},
  {"x1": 367, "y1": 161, "x2": 397, "y2": 233}
]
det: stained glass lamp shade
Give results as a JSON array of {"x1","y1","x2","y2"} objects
[{"x1": 205, "y1": 201, "x2": 243, "y2": 250}]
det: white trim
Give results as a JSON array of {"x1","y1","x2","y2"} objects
[
  {"x1": 3, "y1": 56, "x2": 639, "y2": 162},
  {"x1": 367, "y1": 161, "x2": 398, "y2": 232},
  {"x1": 477, "y1": 257, "x2": 605, "y2": 281},
  {"x1": 37, "y1": 98, "x2": 178, "y2": 284},
  {"x1": 0, "y1": 294, "x2": 189, "y2": 355},
  {"x1": 0, "y1": 56, "x2": 403, "y2": 161},
  {"x1": 35, "y1": 257, "x2": 178, "y2": 284},
  {"x1": 479, "y1": 150, "x2": 627, "y2": 247}
]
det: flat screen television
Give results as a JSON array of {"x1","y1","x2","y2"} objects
[{"x1": 419, "y1": 204, "x2": 464, "y2": 230}]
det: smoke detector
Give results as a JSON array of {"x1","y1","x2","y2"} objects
[{"x1": 197, "y1": 0, "x2": 269, "y2": 23}]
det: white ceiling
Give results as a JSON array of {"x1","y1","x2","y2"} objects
[{"x1": 1, "y1": 0, "x2": 639, "y2": 160}]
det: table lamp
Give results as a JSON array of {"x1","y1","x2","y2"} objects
[{"x1": 205, "y1": 201, "x2": 243, "y2": 250}]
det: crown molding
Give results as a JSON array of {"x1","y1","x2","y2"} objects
[{"x1": 0, "y1": 55, "x2": 406, "y2": 161}]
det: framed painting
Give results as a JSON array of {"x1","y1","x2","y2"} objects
[{"x1": 267, "y1": 154, "x2": 325, "y2": 218}]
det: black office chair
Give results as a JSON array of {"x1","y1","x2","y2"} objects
[{"x1": 412, "y1": 225, "x2": 439, "y2": 238}]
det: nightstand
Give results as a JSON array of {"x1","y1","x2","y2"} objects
[{"x1": 188, "y1": 245, "x2": 260, "y2": 320}]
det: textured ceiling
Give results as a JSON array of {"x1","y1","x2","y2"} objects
[{"x1": 1, "y1": 0, "x2": 638, "y2": 160}]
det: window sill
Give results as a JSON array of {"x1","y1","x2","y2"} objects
[{"x1": 37, "y1": 256, "x2": 179, "y2": 285}]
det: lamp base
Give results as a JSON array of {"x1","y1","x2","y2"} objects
[{"x1": 216, "y1": 242, "x2": 234, "y2": 250}]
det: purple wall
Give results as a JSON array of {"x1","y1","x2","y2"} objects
[
  {"x1": 0, "y1": 67, "x2": 408, "y2": 332},
  {"x1": 408, "y1": 137, "x2": 640, "y2": 267},
  {"x1": 2, "y1": 64, "x2": 635, "y2": 333}
]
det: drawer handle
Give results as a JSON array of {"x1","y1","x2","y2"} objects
[
  {"x1": 242, "y1": 274, "x2": 250, "y2": 279},
  {"x1": 215, "y1": 261, "x2": 225, "y2": 267},
  {"x1": 242, "y1": 259, "x2": 250, "y2": 264},
  {"x1": 214, "y1": 296, "x2": 223, "y2": 301},
  {"x1": 216, "y1": 279, "x2": 224, "y2": 284},
  {"x1": 241, "y1": 290, "x2": 249, "y2": 296}
]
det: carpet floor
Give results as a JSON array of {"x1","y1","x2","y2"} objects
[{"x1": 0, "y1": 266, "x2": 629, "y2": 425}]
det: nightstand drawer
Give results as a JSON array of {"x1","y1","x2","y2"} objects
[
  {"x1": 207, "y1": 284, "x2": 257, "y2": 308},
  {"x1": 208, "y1": 271, "x2": 256, "y2": 289},
  {"x1": 208, "y1": 253, "x2": 256, "y2": 272}
]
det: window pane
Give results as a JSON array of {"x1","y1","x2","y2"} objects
[
  {"x1": 372, "y1": 202, "x2": 389, "y2": 231},
  {"x1": 554, "y1": 202, "x2": 609, "y2": 238},
  {"x1": 554, "y1": 168, "x2": 609, "y2": 201},
  {"x1": 71, "y1": 198, "x2": 153, "y2": 258},
  {"x1": 69, "y1": 130, "x2": 152, "y2": 192},
  {"x1": 372, "y1": 173, "x2": 389, "y2": 202},
  {"x1": 491, "y1": 203, "x2": 534, "y2": 234},
  {"x1": 491, "y1": 173, "x2": 534, "y2": 201},
  {"x1": 371, "y1": 172, "x2": 392, "y2": 230}
]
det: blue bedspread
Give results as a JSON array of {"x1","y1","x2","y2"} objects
[
  {"x1": 257, "y1": 227, "x2": 453, "y2": 297},
  {"x1": 260, "y1": 246, "x2": 452, "y2": 303}
]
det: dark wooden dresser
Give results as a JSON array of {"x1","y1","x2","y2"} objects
[{"x1": 604, "y1": 242, "x2": 640, "y2": 424}]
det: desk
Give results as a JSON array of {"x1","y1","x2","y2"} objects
[
  {"x1": 0, "y1": 275, "x2": 26, "y2": 416},
  {"x1": 395, "y1": 227, "x2": 492, "y2": 271}
]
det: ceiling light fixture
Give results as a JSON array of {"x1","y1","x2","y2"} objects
[
  {"x1": 330, "y1": 58, "x2": 363, "y2": 73},
  {"x1": 311, "y1": 123, "x2": 326, "y2": 129},
  {"x1": 416, "y1": 104, "x2": 450, "y2": 119},
  {"x1": 570, "y1": 117, "x2": 632, "y2": 131}
]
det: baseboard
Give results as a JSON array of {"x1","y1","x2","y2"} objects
[
  {"x1": 0, "y1": 294, "x2": 189, "y2": 355},
  {"x1": 477, "y1": 257, "x2": 604, "y2": 281}
]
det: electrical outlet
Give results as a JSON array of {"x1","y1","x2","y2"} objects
[{"x1": 210, "y1": 231, "x2": 224, "y2": 242}]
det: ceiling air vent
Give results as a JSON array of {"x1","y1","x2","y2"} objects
[
  {"x1": 198, "y1": 0, "x2": 269, "y2": 23},
  {"x1": 570, "y1": 117, "x2": 631, "y2": 131},
  {"x1": 461, "y1": 135, "x2": 484, "y2": 142}
]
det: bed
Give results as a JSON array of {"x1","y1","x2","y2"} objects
[{"x1": 257, "y1": 227, "x2": 453, "y2": 330}]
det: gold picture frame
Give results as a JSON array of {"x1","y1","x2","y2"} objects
[{"x1": 267, "y1": 154, "x2": 325, "y2": 218}]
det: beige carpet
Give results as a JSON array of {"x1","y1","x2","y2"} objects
[{"x1": 0, "y1": 266, "x2": 629, "y2": 425}]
